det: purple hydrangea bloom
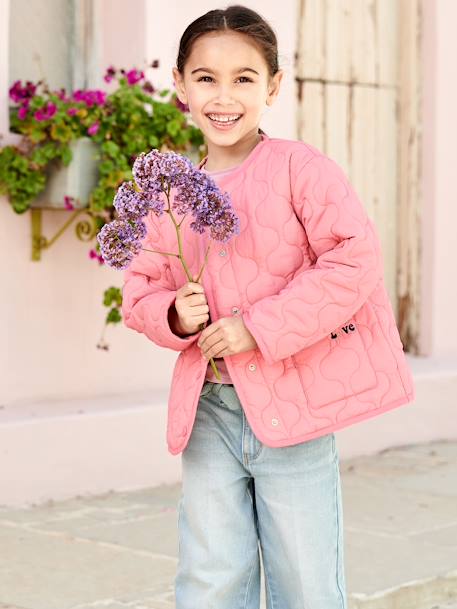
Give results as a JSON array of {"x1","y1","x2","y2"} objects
[
  {"x1": 97, "y1": 218, "x2": 146, "y2": 270},
  {"x1": 98, "y1": 148, "x2": 240, "y2": 270},
  {"x1": 113, "y1": 181, "x2": 157, "y2": 219},
  {"x1": 132, "y1": 149, "x2": 195, "y2": 195},
  {"x1": 174, "y1": 169, "x2": 240, "y2": 242},
  {"x1": 190, "y1": 189, "x2": 240, "y2": 243}
]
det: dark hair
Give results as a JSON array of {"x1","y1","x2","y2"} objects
[{"x1": 176, "y1": 5, "x2": 279, "y2": 78}]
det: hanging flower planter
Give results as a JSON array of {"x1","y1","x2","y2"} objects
[{"x1": 30, "y1": 137, "x2": 99, "y2": 209}]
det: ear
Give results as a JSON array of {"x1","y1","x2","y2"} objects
[
  {"x1": 266, "y1": 69, "x2": 284, "y2": 106},
  {"x1": 172, "y1": 67, "x2": 188, "y2": 104}
]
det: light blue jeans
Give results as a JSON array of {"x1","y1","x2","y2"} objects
[{"x1": 175, "y1": 381, "x2": 348, "y2": 609}]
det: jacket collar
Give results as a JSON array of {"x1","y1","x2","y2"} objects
[{"x1": 196, "y1": 130, "x2": 270, "y2": 181}]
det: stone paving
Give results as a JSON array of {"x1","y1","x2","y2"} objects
[{"x1": 0, "y1": 439, "x2": 456, "y2": 609}]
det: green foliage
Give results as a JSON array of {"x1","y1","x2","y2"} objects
[
  {"x1": 2, "y1": 72, "x2": 205, "y2": 215},
  {"x1": 102, "y1": 287, "x2": 122, "y2": 325},
  {"x1": 103, "y1": 286, "x2": 122, "y2": 308},
  {"x1": 106, "y1": 308, "x2": 122, "y2": 324},
  {"x1": 0, "y1": 146, "x2": 46, "y2": 213}
]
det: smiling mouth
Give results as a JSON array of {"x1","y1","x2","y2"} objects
[{"x1": 206, "y1": 113, "x2": 243, "y2": 125}]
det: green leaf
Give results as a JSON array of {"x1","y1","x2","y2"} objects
[
  {"x1": 103, "y1": 286, "x2": 122, "y2": 307},
  {"x1": 166, "y1": 118, "x2": 181, "y2": 137},
  {"x1": 61, "y1": 145, "x2": 72, "y2": 165},
  {"x1": 106, "y1": 308, "x2": 122, "y2": 324},
  {"x1": 101, "y1": 140, "x2": 120, "y2": 158}
]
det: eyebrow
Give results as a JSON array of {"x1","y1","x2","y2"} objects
[{"x1": 191, "y1": 67, "x2": 259, "y2": 76}]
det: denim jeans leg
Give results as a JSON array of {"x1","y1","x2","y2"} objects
[
  {"x1": 251, "y1": 432, "x2": 348, "y2": 609},
  {"x1": 175, "y1": 382, "x2": 261, "y2": 609}
]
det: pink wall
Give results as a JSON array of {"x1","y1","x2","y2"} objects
[
  {"x1": 420, "y1": 0, "x2": 457, "y2": 357},
  {"x1": 100, "y1": 0, "x2": 147, "y2": 73}
]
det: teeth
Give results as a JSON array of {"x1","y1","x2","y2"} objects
[{"x1": 208, "y1": 114, "x2": 241, "y2": 122}]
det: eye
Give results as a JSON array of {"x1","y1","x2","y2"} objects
[{"x1": 196, "y1": 75, "x2": 253, "y2": 83}]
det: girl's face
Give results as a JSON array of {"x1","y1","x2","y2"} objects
[{"x1": 172, "y1": 31, "x2": 282, "y2": 149}]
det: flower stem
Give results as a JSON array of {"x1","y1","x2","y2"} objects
[
  {"x1": 141, "y1": 247, "x2": 180, "y2": 257},
  {"x1": 164, "y1": 184, "x2": 221, "y2": 381}
]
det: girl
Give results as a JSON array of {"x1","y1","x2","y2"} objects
[{"x1": 122, "y1": 5, "x2": 415, "y2": 608}]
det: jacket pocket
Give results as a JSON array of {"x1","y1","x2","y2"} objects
[{"x1": 291, "y1": 313, "x2": 378, "y2": 409}]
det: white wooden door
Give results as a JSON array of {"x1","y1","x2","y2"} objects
[{"x1": 295, "y1": 0, "x2": 421, "y2": 353}]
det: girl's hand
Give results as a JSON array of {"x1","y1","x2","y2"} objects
[
  {"x1": 197, "y1": 316, "x2": 258, "y2": 359},
  {"x1": 174, "y1": 280, "x2": 210, "y2": 335}
]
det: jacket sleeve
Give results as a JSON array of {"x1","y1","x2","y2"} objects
[
  {"x1": 241, "y1": 152, "x2": 384, "y2": 365},
  {"x1": 121, "y1": 211, "x2": 201, "y2": 352}
]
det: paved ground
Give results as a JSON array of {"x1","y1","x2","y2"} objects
[{"x1": 0, "y1": 439, "x2": 456, "y2": 609}]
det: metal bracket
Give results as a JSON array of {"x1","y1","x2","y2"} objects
[{"x1": 30, "y1": 206, "x2": 99, "y2": 261}]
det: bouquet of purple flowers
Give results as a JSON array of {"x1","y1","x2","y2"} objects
[{"x1": 97, "y1": 149, "x2": 240, "y2": 380}]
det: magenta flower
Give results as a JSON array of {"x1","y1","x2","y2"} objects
[
  {"x1": 17, "y1": 103, "x2": 29, "y2": 120},
  {"x1": 46, "y1": 102, "x2": 57, "y2": 117},
  {"x1": 64, "y1": 195, "x2": 75, "y2": 210},
  {"x1": 73, "y1": 89, "x2": 106, "y2": 107},
  {"x1": 9, "y1": 80, "x2": 36, "y2": 103},
  {"x1": 126, "y1": 69, "x2": 144, "y2": 85},
  {"x1": 34, "y1": 102, "x2": 57, "y2": 122},
  {"x1": 104, "y1": 65, "x2": 117, "y2": 83},
  {"x1": 56, "y1": 88, "x2": 69, "y2": 101},
  {"x1": 87, "y1": 121, "x2": 100, "y2": 136},
  {"x1": 67, "y1": 107, "x2": 78, "y2": 117},
  {"x1": 142, "y1": 81, "x2": 156, "y2": 95},
  {"x1": 173, "y1": 97, "x2": 189, "y2": 113},
  {"x1": 89, "y1": 249, "x2": 105, "y2": 264}
]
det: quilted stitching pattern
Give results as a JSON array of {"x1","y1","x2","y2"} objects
[{"x1": 122, "y1": 135, "x2": 416, "y2": 455}]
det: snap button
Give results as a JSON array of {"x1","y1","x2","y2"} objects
[
  {"x1": 248, "y1": 363, "x2": 256, "y2": 371},
  {"x1": 219, "y1": 249, "x2": 227, "y2": 256},
  {"x1": 231, "y1": 306, "x2": 239, "y2": 314},
  {"x1": 271, "y1": 418, "x2": 279, "y2": 426}
]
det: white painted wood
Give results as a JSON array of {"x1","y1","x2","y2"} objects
[
  {"x1": 325, "y1": 83, "x2": 349, "y2": 168},
  {"x1": 296, "y1": 0, "x2": 324, "y2": 80},
  {"x1": 349, "y1": 0, "x2": 377, "y2": 84},
  {"x1": 326, "y1": 0, "x2": 352, "y2": 83},
  {"x1": 397, "y1": 0, "x2": 421, "y2": 351},
  {"x1": 373, "y1": 87, "x2": 398, "y2": 300},
  {"x1": 377, "y1": 0, "x2": 398, "y2": 85},
  {"x1": 297, "y1": 81, "x2": 325, "y2": 150},
  {"x1": 296, "y1": 0, "x2": 420, "y2": 350},
  {"x1": 350, "y1": 86, "x2": 377, "y2": 219}
]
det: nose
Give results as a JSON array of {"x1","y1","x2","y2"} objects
[{"x1": 213, "y1": 83, "x2": 236, "y2": 105}]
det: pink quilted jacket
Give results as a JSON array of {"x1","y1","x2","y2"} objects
[{"x1": 122, "y1": 132, "x2": 416, "y2": 455}]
